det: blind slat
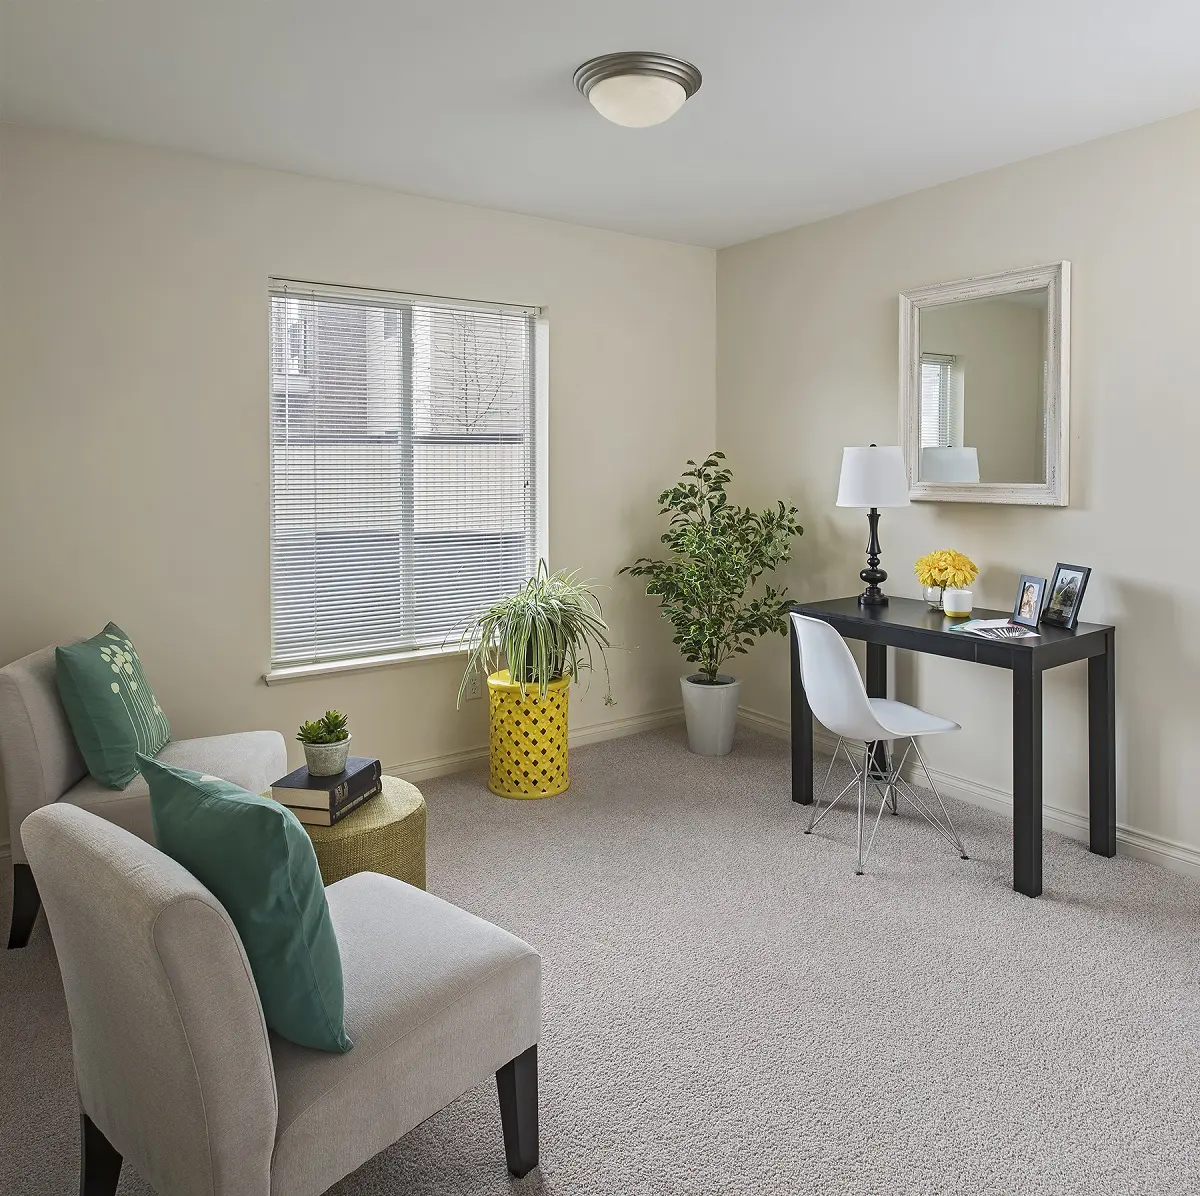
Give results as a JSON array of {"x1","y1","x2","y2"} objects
[
  {"x1": 269, "y1": 280, "x2": 540, "y2": 667},
  {"x1": 919, "y1": 353, "x2": 955, "y2": 449}
]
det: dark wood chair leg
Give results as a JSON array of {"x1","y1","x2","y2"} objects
[
  {"x1": 8, "y1": 863, "x2": 41, "y2": 949},
  {"x1": 80, "y1": 1112, "x2": 122, "y2": 1196},
  {"x1": 496, "y1": 1044, "x2": 538, "y2": 1178}
]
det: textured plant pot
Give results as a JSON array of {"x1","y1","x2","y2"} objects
[
  {"x1": 303, "y1": 735, "x2": 352, "y2": 777},
  {"x1": 680, "y1": 675, "x2": 741, "y2": 756},
  {"x1": 487, "y1": 670, "x2": 570, "y2": 799}
]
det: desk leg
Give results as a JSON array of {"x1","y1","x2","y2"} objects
[
  {"x1": 1012, "y1": 656, "x2": 1043, "y2": 898},
  {"x1": 1088, "y1": 629, "x2": 1117, "y2": 857},
  {"x1": 865, "y1": 643, "x2": 889, "y2": 779},
  {"x1": 791, "y1": 619, "x2": 813, "y2": 804}
]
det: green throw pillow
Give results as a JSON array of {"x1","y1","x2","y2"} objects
[
  {"x1": 56, "y1": 623, "x2": 171, "y2": 788},
  {"x1": 139, "y1": 754, "x2": 352, "y2": 1054}
]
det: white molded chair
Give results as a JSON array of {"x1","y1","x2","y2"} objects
[{"x1": 791, "y1": 613, "x2": 969, "y2": 875}]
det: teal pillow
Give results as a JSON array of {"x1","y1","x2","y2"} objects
[
  {"x1": 56, "y1": 623, "x2": 171, "y2": 788},
  {"x1": 139, "y1": 754, "x2": 352, "y2": 1054}
]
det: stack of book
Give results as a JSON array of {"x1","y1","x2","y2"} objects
[{"x1": 271, "y1": 757, "x2": 383, "y2": 826}]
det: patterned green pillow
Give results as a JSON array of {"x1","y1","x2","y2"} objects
[
  {"x1": 56, "y1": 623, "x2": 171, "y2": 788},
  {"x1": 140, "y1": 755, "x2": 353, "y2": 1054}
]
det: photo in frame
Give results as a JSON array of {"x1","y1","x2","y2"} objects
[
  {"x1": 1012, "y1": 575, "x2": 1047, "y2": 629},
  {"x1": 1042, "y1": 563, "x2": 1091, "y2": 630}
]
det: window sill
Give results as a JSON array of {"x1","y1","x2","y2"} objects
[{"x1": 263, "y1": 644, "x2": 466, "y2": 686}]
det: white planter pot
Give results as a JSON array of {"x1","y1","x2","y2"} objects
[
  {"x1": 303, "y1": 735, "x2": 352, "y2": 777},
  {"x1": 680, "y1": 675, "x2": 740, "y2": 756}
]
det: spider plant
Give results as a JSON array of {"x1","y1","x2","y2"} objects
[{"x1": 458, "y1": 560, "x2": 614, "y2": 707}]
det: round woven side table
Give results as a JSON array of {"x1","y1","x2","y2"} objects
[{"x1": 303, "y1": 775, "x2": 427, "y2": 889}]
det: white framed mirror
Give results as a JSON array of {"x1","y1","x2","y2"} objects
[{"x1": 899, "y1": 261, "x2": 1070, "y2": 505}]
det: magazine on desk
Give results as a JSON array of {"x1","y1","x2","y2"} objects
[{"x1": 948, "y1": 619, "x2": 1041, "y2": 641}]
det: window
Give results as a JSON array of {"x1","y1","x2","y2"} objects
[
  {"x1": 919, "y1": 352, "x2": 956, "y2": 448},
  {"x1": 269, "y1": 280, "x2": 543, "y2": 669}
]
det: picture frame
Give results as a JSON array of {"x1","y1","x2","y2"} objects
[
  {"x1": 1012, "y1": 575, "x2": 1047, "y2": 629},
  {"x1": 1042, "y1": 562, "x2": 1091, "y2": 631}
]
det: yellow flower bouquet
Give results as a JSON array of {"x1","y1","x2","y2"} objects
[{"x1": 914, "y1": 549, "x2": 978, "y2": 591}]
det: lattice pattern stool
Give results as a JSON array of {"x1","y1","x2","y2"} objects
[
  {"x1": 303, "y1": 774, "x2": 427, "y2": 888},
  {"x1": 487, "y1": 670, "x2": 569, "y2": 799}
]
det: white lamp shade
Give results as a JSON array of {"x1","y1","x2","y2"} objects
[
  {"x1": 920, "y1": 446, "x2": 980, "y2": 484},
  {"x1": 587, "y1": 74, "x2": 687, "y2": 127},
  {"x1": 836, "y1": 446, "x2": 910, "y2": 508}
]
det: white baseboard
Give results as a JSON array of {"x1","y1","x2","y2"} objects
[
  {"x1": 386, "y1": 706, "x2": 684, "y2": 784},
  {"x1": 739, "y1": 706, "x2": 1200, "y2": 880},
  {"x1": 0, "y1": 711, "x2": 686, "y2": 864}
]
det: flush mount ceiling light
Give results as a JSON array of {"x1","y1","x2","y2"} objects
[{"x1": 574, "y1": 52, "x2": 702, "y2": 128}]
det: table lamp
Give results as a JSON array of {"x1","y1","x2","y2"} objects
[{"x1": 836, "y1": 445, "x2": 910, "y2": 606}]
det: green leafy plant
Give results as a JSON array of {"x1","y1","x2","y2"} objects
[
  {"x1": 296, "y1": 710, "x2": 349, "y2": 745},
  {"x1": 458, "y1": 560, "x2": 614, "y2": 706},
  {"x1": 621, "y1": 451, "x2": 802, "y2": 684}
]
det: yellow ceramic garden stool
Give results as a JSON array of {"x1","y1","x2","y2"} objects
[
  {"x1": 303, "y1": 774, "x2": 427, "y2": 889},
  {"x1": 488, "y1": 670, "x2": 569, "y2": 798}
]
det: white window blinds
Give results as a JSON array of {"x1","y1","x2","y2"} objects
[
  {"x1": 269, "y1": 280, "x2": 541, "y2": 668},
  {"x1": 919, "y1": 353, "x2": 955, "y2": 448}
]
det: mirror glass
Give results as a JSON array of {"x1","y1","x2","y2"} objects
[{"x1": 916, "y1": 289, "x2": 1048, "y2": 485}]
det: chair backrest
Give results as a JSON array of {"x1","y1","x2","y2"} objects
[
  {"x1": 21, "y1": 804, "x2": 278, "y2": 1196},
  {"x1": 790, "y1": 614, "x2": 887, "y2": 743},
  {"x1": 0, "y1": 642, "x2": 87, "y2": 863}
]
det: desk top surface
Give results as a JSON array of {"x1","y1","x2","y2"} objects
[{"x1": 793, "y1": 595, "x2": 1112, "y2": 652}]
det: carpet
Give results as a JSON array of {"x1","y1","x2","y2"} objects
[{"x1": 2, "y1": 726, "x2": 1198, "y2": 1195}]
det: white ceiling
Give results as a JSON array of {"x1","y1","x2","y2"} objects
[{"x1": 4, "y1": 1, "x2": 1200, "y2": 248}]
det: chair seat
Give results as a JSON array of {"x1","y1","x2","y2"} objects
[
  {"x1": 868, "y1": 698, "x2": 960, "y2": 739},
  {"x1": 269, "y1": 872, "x2": 541, "y2": 1196},
  {"x1": 61, "y1": 730, "x2": 287, "y2": 844}
]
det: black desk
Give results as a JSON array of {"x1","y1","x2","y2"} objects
[{"x1": 789, "y1": 597, "x2": 1116, "y2": 898}]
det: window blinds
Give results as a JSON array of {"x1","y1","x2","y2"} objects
[
  {"x1": 269, "y1": 280, "x2": 540, "y2": 668},
  {"x1": 919, "y1": 353, "x2": 955, "y2": 448}
]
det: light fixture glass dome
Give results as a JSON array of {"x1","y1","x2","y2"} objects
[
  {"x1": 586, "y1": 74, "x2": 687, "y2": 128},
  {"x1": 574, "y1": 52, "x2": 702, "y2": 129}
]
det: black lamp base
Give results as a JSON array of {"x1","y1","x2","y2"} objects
[
  {"x1": 858, "y1": 507, "x2": 889, "y2": 606},
  {"x1": 858, "y1": 582, "x2": 889, "y2": 607}
]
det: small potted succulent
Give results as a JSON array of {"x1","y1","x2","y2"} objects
[{"x1": 297, "y1": 710, "x2": 352, "y2": 776}]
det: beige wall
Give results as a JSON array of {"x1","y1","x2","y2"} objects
[
  {"x1": 921, "y1": 297, "x2": 1045, "y2": 483},
  {"x1": 717, "y1": 107, "x2": 1200, "y2": 863},
  {"x1": 0, "y1": 124, "x2": 717, "y2": 850}
]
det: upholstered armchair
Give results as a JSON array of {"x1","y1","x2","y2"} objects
[
  {"x1": 0, "y1": 641, "x2": 286, "y2": 948},
  {"x1": 21, "y1": 803, "x2": 542, "y2": 1195}
]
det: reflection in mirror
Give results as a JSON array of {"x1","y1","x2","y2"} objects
[{"x1": 917, "y1": 291, "x2": 1047, "y2": 485}]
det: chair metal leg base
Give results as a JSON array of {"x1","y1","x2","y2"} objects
[
  {"x1": 80, "y1": 1112, "x2": 122, "y2": 1196},
  {"x1": 8, "y1": 863, "x2": 41, "y2": 949},
  {"x1": 496, "y1": 1044, "x2": 539, "y2": 1178},
  {"x1": 805, "y1": 738, "x2": 969, "y2": 875}
]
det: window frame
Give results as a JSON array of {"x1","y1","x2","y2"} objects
[{"x1": 263, "y1": 279, "x2": 549, "y2": 685}]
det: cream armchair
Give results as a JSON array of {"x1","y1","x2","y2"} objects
[
  {"x1": 22, "y1": 803, "x2": 542, "y2": 1195},
  {"x1": 0, "y1": 641, "x2": 286, "y2": 948}
]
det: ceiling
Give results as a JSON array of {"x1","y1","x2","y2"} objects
[{"x1": 4, "y1": 1, "x2": 1200, "y2": 248}]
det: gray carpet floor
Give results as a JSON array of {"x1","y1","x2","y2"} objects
[{"x1": 3, "y1": 726, "x2": 1199, "y2": 1195}]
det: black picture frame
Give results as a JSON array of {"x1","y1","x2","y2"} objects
[
  {"x1": 1042, "y1": 563, "x2": 1091, "y2": 631},
  {"x1": 1012, "y1": 575, "x2": 1047, "y2": 629}
]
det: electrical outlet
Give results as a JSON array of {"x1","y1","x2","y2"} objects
[{"x1": 464, "y1": 670, "x2": 483, "y2": 701}]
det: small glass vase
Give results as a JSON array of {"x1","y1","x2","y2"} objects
[{"x1": 923, "y1": 584, "x2": 945, "y2": 610}]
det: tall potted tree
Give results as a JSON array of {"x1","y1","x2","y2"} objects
[
  {"x1": 459, "y1": 561, "x2": 614, "y2": 798},
  {"x1": 622, "y1": 452, "x2": 802, "y2": 756}
]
